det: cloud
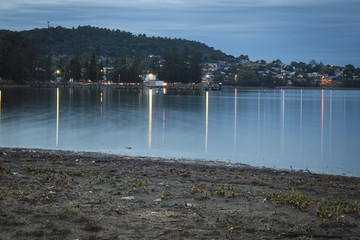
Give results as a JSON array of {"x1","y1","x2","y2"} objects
[{"x1": 0, "y1": 0, "x2": 359, "y2": 65}]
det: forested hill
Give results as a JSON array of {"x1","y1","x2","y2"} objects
[{"x1": 9, "y1": 26, "x2": 231, "y2": 61}]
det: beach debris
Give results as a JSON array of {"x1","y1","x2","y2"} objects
[
  {"x1": 306, "y1": 168, "x2": 312, "y2": 174},
  {"x1": 121, "y1": 196, "x2": 135, "y2": 200},
  {"x1": 153, "y1": 198, "x2": 162, "y2": 202}
]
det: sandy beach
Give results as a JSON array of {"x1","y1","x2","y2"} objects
[{"x1": 0, "y1": 147, "x2": 359, "y2": 239}]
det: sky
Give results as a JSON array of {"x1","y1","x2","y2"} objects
[{"x1": 1, "y1": 0, "x2": 360, "y2": 67}]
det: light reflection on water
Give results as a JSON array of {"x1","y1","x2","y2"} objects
[{"x1": 0, "y1": 87, "x2": 360, "y2": 176}]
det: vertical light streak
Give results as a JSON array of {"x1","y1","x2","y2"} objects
[
  {"x1": 329, "y1": 90, "x2": 332, "y2": 158},
  {"x1": 205, "y1": 91, "x2": 209, "y2": 153},
  {"x1": 100, "y1": 92, "x2": 103, "y2": 117},
  {"x1": 56, "y1": 88, "x2": 59, "y2": 147},
  {"x1": 281, "y1": 89, "x2": 285, "y2": 157},
  {"x1": 0, "y1": 90, "x2": 2, "y2": 125},
  {"x1": 162, "y1": 105, "x2": 166, "y2": 145},
  {"x1": 257, "y1": 90, "x2": 260, "y2": 154},
  {"x1": 299, "y1": 89, "x2": 303, "y2": 157},
  {"x1": 343, "y1": 95, "x2": 346, "y2": 128},
  {"x1": 148, "y1": 89, "x2": 153, "y2": 149},
  {"x1": 234, "y1": 88, "x2": 237, "y2": 152},
  {"x1": 321, "y1": 90, "x2": 324, "y2": 160}
]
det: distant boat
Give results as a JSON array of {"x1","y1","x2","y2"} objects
[{"x1": 143, "y1": 73, "x2": 164, "y2": 87}]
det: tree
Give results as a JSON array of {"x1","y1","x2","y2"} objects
[
  {"x1": 237, "y1": 54, "x2": 249, "y2": 61},
  {"x1": 119, "y1": 50, "x2": 129, "y2": 82},
  {"x1": 45, "y1": 56, "x2": 52, "y2": 81},
  {"x1": 129, "y1": 49, "x2": 142, "y2": 83},
  {"x1": 355, "y1": 67, "x2": 360, "y2": 77},
  {"x1": 189, "y1": 52, "x2": 202, "y2": 83},
  {"x1": 0, "y1": 32, "x2": 36, "y2": 83},
  {"x1": 161, "y1": 47, "x2": 181, "y2": 83},
  {"x1": 236, "y1": 68, "x2": 259, "y2": 86},
  {"x1": 85, "y1": 52, "x2": 97, "y2": 81},
  {"x1": 343, "y1": 64, "x2": 355, "y2": 79},
  {"x1": 69, "y1": 54, "x2": 82, "y2": 81},
  {"x1": 150, "y1": 56, "x2": 161, "y2": 75},
  {"x1": 97, "y1": 61, "x2": 104, "y2": 82}
]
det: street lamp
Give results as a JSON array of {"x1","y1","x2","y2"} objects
[{"x1": 55, "y1": 69, "x2": 61, "y2": 82}]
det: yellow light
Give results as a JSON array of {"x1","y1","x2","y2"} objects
[
  {"x1": 56, "y1": 70, "x2": 60, "y2": 74},
  {"x1": 100, "y1": 69, "x2": 104, "y2": 73},
  {"x1": 163, "y1": 82, "x2": 168, "y2": 86},
  {"x1": 56, "y1": 88, "x2": 59, "y2": 147},
  {"x1": 148, "y1": 89, "x2": 153, "y2": 149},
  {"x1": 205, "y1": 91, "x2": 209, "y2": 153}
]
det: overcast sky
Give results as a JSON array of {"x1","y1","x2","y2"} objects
[{"x1": 1, "y1": 0, "x2": 359, "y2": 66}]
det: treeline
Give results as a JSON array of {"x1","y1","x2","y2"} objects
[
  {"x1": 0, "y1": 30, "x2": 203, "y2": 83},
  {"x1": 18, "y1": 26, "x2": 230, "y2": 62},
  {"x1": 67, "y1": 46, "x2": 202, "y2": 84},
  {"x1": 0, "y1": 32, "x2": 36, "y2": 82}
]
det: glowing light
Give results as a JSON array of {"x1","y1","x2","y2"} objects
[
  {"x1": 148, "y1": 89, "x2": 153, "y2": 149},
  {"x1": 299, "y1": 89, "x2": 303, "y2": 157},
  {"x1": 205, "y1": 91, "x2": 209, "y2": 152},
  {"x1": 0, "y1": 90, "x2": 2, "y2": 125},
  {"x1": 56, "y1": 69, "x2": 60, "y2": 74},
  {"x1": 163, "y1": 88, "x2": 167, "y2": 95},
  {"x1": 100, "y1": 92, "x2": 103, "y2": 103},
  {"x1": 56, "y1": 88, "x2": 59, "y2": 147},
  {"x1": 234, "y1": 88, "x2": 237, "y2": 152},
  {"x1": 281, "y1": 89, "x2": 285, "y2": 156},
  {"x1": 257, "y1": 90, "x2": 260, "y2": 154},
  {"x1": 321, "y1": 90, "x2": 324, "y2": 160},
  {"x1": 163, "y1": 82, "x2": 168, "y2": 86}
]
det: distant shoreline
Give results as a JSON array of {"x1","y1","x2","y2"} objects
[{"x1": 1, "y1": 82, "x2": 359, "y2": 90}]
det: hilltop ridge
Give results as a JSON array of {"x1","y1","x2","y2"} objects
[{"x1": 6, "y1": 26, "x2": 231, "y2": 62}]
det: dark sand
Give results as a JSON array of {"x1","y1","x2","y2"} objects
[{"x1": 0, "y1": 148, "x2": 359, "y2": 239}]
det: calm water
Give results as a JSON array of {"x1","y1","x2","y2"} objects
[{"x1": 0, "y1": 87, "x2": 359, "y2": 176}]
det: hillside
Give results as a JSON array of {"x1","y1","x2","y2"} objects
[{"x1": 13, "y1": 26, "x2": 231, "y2": 62}]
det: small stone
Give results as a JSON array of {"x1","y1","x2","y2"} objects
[
  {"x1": 153, "y1": 198, "x2": 162, "y2": 202},
  {"x1": 121, "y1": 196, "x2": 135, "y2": 200}
]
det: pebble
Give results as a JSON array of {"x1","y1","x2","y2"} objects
[
  {"x1": 121, "y1": 196, "x2": 135, "y2": 200},
  {"x1": 153, "y1": 198, "x2": 162, "y2": 202}
]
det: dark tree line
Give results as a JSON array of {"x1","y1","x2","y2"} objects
[
  {"x1": 19, "y1": 26, "x2": 230, "y2": 62},
  {"x1": 159, "y1": 47, "x2": 202, "y2": 83},
  {"x1": 0, "y1": 32, "x2": 37, "y2": 83},
  {"x1": 106, "y1": 49, "x2": 142, "y2": 83}
]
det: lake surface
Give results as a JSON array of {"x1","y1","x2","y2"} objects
[{"x1": 0, "y1": 87, "x2": 359, "y2": 176}]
